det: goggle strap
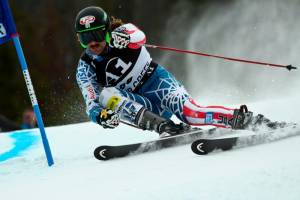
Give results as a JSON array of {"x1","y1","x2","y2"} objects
[
  {"x1": 105, "y1": 32, "x2": 111, "y2": 43},
  {"x1": 80, "y1": 42, "x2": 87, "y2": 49},
  {"x1": 77, "y1": 25, "x2": 106, "y2": 33}
]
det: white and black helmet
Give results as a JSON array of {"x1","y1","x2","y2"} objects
[{"x1": 75, "y1": 6, "x2": 111, "y2": 48}]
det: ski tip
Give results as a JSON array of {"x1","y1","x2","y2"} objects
[
  {"x1": 94, "y1": 146, "x2": 110, "y2": 161},
  {"x1": 191, "y1": 139, "x2": 209, "y2": 155}
]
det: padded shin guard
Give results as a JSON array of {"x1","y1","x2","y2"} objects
[
  {"x1": 183, "y1": 98, "x2": 235, "y2": 128},
  {"x1": 134, "y1": 108, "x2": 169, "y2": 132}
]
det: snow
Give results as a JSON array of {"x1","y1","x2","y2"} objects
[
  {"x1": 1, "y1": 95, "x2": 300, "y2": 200},
  {"x1": 0, "y1": 135, "x2": 13, "y2": 154}
]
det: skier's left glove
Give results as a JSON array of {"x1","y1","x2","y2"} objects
[
  {"x1": 110, "y1": 30, "x2": 130, "y2": 49},
  {"x1": 97, "y1": 109, "x2": 121, "y2": 129}
]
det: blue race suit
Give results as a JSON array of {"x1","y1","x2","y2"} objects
[{"x1": 76, "y1": 23, "x2": 235, "y2": 128}]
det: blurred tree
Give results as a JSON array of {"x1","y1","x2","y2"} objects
[{"x1": 0, "y1": 42, "x2": 28, "y2": 122}]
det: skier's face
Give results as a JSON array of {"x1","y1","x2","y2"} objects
[{"x1": 87, "y1": 41, "x2": 106, "y2": 55}]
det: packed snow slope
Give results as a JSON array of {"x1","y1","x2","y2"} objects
[{"x1": 1, "y1": 95, "x2": 300, "y2": 200}]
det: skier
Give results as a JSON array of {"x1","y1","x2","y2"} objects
[{"x1": 74, "y1": 6, "x2": 255, "y2": 136}]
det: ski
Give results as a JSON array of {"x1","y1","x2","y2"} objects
[
  {"x1": 191, "y1": 123, "x2": 299, "y2": 155},
  {"x1": 191, "y1": 136, "x2": 239, "y2": 155},
  {"x1": 94, "y1": 127, "x2": 226, "y2": 161},
  {"x1": 94, "y1": 122, "x2": 299, "y2": 160}
]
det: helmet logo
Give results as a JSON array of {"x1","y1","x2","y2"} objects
[{"x1": 79, "y1": 16, "x2": 96, "y2": 28}]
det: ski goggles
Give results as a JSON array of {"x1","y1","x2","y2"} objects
[{"x1": 78, "y1": 28, "x2": 107, "y2": 48}]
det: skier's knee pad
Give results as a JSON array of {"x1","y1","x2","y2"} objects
[{"x1": 182, "y1": 98, "x2": 203, "y2": 124}]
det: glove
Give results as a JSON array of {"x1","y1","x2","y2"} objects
[
  {"x1": 97, "y1": 109, "x2": 121, "y2": 129},
  {"x1": 110, "y1": 29, "x2": 130, "y2": 49}
]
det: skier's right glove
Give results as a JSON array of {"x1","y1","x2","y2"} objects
[
  {"x1": 110, "y1": 29, "x2": 130, "y2": 49},
  {"x1": 97, "y1": 109, "x2": 121, "y2": 129}
]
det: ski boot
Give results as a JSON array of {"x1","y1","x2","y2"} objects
[
  {"x1": 231, "y1": 105, "x2": 288, "y2": 131},
  {"x1": 231, "y1": 105, "x2": 253, "y2": 129},
  {"x1": 134, "y1": 108, "x2": 191, "y2": 137},
  {"x1": 158, "y1": 121, "x2": 191, "y2": 138}
]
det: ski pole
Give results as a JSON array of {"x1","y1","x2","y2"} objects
[{"x1": 144, "y1": 44, "x2": 297, "y2": 71}]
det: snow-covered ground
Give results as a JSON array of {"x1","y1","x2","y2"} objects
[{"x1": 1, "y1": 94, "x2": 300, "y2": 200}]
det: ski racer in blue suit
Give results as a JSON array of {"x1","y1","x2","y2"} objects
[{"x1": 75, "y1": 6, "x2": 255, "y2": 136}]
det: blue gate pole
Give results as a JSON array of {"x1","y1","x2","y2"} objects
[{"x1": 12, "y1": 36, "x2": 54, "y2": 167}]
